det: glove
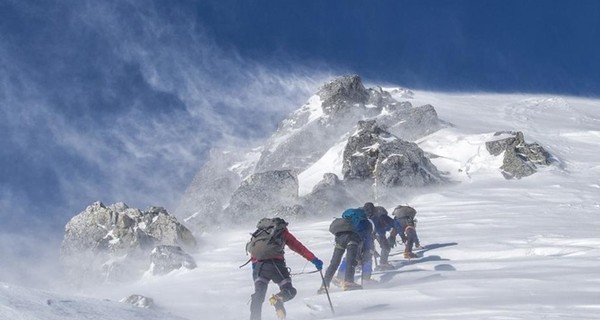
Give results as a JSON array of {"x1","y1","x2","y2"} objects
[
  {"x1": 311, "y1": 258, "x2": 323, "y2": 270},
  {"x1": 388, "y1": 236, "x2": 397, "y2": 248}
]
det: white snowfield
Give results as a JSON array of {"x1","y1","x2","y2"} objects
[
  {"x1": 3, "y1": 90, "x2": 600, "y2": 320},
  {"x1": 0, "y1": 282, "x2": 186, "y2": 320}
]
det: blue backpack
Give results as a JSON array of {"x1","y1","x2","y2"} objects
[{"x1": 341, "y1": 208, "x2": 368, "y2": 233}]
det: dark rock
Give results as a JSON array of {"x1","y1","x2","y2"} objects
[
  {"x1": 486, "y1": 131, "x2": 556, "y2": 179},
  {"x1": 342, "y1": 120, "x2": 443, "y2": 187},
  {"x1": 318, "y1": 75, "x2": 370, "y2": 116},
  {"x1": 149, "y1": 245, "x2": 197, "y2": 276},
  {"x1": 61, "y1": 202, "x2": 197, "y2": 285}
]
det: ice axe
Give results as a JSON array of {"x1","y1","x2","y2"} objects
[{"x1": 318, "y1": 269, "x2": 335, "y2": 315}]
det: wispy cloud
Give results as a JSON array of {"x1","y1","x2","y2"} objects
[{"x1": 0, "y1": 0, "x2": 335, "y2": 284}]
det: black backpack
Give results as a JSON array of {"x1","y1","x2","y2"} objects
[
  {"x1": 246, "y1": 218, "x2": 288, "y2": 260},
  {"x1": 329, "y1": 217, "x2": 355, "y2": 235}
]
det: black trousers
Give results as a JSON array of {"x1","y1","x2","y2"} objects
[
  {"x1": 404, "y1": 226, "x2": 420, "y2": 253},
  {"x1": 376, "y1": 234, "x2": 391, "y2": 264},
  {"x1": 323, "y1": 231, "x2": 361, "y2": 287},
  {"x1": 250, "y1": 259, "x2": 297, "y2": 320}
]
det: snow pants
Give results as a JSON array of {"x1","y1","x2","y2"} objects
[
  {"x1": 376, "y1": 234, "x2": 391, "y2": 265},
  {"x1": 337, "y1": 238, "x2": 373, "y2": 280},
  {"x1": 250, "y1": 259, "x2": 297, "y2": 320},
  {"x1": 323, "y1": 231, "x2": 361, "y2": 287},
  {"x1": 404, "y1": 226, "x2": 420, "y2": 254}
]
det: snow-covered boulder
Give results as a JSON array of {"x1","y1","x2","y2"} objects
[
  {"x1": 342, "y1": 120, "x2": 444, "y2": 187},
  {"x1": 486, "y1": 131, "x2": 556, "y2": 179},
  {"x1": 120, "y1": 294, "x2": 155, "y2": 308},
  {"x1": 61, "y1": 202, "x2": 196, "y2": 285},
  {"x1": 143, "y1": 206, "x2": 197, "y2": 248},
  {"x1": 378, "y1": 103, "x2": 443, "y2": 141},
  {"x1": 367, "y1": 86, "x2": 397, "y2": 108},
  {"x1": 224, "y1": 170, "x2": 300, "y2": 220},
  {"x1": 300, "y1": 173, "x2": 354, "y2": 216},
  {"x1": 149, "y1": 245, "x2": 197, "y2": 275},
  {"x1": 318, "y1": 74, "x2": 370, "y2": 116}
]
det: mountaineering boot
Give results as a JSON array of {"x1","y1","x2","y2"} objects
[
  {"x1": 403, "y1": 252, "x2": 417, "y2": 259},
  {"x1": 331, "y1": 276, "x2": 343, "y2": 287},
  {"x1": 375, "y1": 263, "x2": 394, "y2": 271},
  {"x1": 341, "y1": 281, "x2": 363, "y2": 291},
  {"x1": 269, "y1": 294, "x2": 286, "y2": 319}
]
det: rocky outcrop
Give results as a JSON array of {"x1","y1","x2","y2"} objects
[
  {"x1": 177, "y1": 75, "x2": 443, "y2": 228},
  {"x1": 378, "y1": 103, "x2": 442, "y2": 141},
  {"x1": 120, "y1": 295, "x2": 155, "y2": 308},
  {"x1": 61, "y1": 202, "x2": 197, "y2": 285},
  {"x1": 149, "y1": 245, "x2": 197, "y2": 275},
  {"x1": 318, "y1": 75, "x2": 370, "y2": 116},
  {"x1": 253, "y1": 75, "x2": 433, "y2": 173},
  {"x1": 342, "y1": 120, "x2": 444, "y2": 187},
  {"x1": 224, "y1": 170, "x2": 300, "y2": 220},
  {"x1": 486, "y1": 131, "x2": 556, "y2": 179},
  {"x1": 254, "y1": 75, "x2": 374, "y2": 173},
  {"x1": 300, "y1": 173, "x2": 354, "y2": 216},
  {"x1": 367, "y1": 86, "x2": 397, "y2": 108}
]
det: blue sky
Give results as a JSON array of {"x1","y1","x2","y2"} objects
[
  {"x1": 1, "y1": 0, "x2": 599, "y2": 249},
  {"x1": 197, "y1": 1, "x2": 600, "y2": 94}
]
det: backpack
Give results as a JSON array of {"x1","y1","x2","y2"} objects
[
  {"x1": 341, "y1": 208, "x2": 370, "y2": 236},
  {"x1": 392, "y1": 205, "x2": 417, "y2": 232},
  {"x1": 392, "y1": 205, "x2": 417, "y2": 219},
  {"x1": 371, "y1": 206, "x2": 394, "y2": 233},
  {"x1": 246, "y1": 217, "x2": 288, "y2": 260},
  {"x1": 329, "y1": 217, "x2": 355, "y2": 235}
]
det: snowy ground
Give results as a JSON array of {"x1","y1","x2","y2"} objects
[{"x1": 2, "y1": 90, "x2": 600, "y2": 319}]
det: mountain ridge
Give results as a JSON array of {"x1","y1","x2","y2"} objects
[{"x1": 177, "y1": 75, "x2": 556, "y2": 231}]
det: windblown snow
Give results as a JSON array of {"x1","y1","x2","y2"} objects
[{"x1": 2, "y1": 90, "x2": 600, "y2": 320}]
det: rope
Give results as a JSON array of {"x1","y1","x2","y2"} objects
[{"x1": 290, "y1": 270, "x2": 319, "y2": 276}]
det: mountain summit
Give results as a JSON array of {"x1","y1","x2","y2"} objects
[
  {"x1": 176, "y1": 75, "x2": 556, "y2": 230},
  {"x1": 177, "y1": 76, "x2": 444, "y2": 228}
]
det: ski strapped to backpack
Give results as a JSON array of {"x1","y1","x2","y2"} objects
[{"x1": 245, "y1": 217, "x2": 289, "y2": 261}]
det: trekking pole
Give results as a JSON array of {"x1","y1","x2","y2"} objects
[
  {"x1": 318, "y1": 269, "x2": 335, "y2": 315},
  {"x1": 373, "y1": 249, "x2": 379, "y2": 269}
]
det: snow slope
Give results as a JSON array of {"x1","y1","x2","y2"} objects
[
  {"x1": 3, "y1": 90, "x2": 600, "y2": 320},
  {"x1": 0, "y1": 282, "x2": 186, "y2": 320}
]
